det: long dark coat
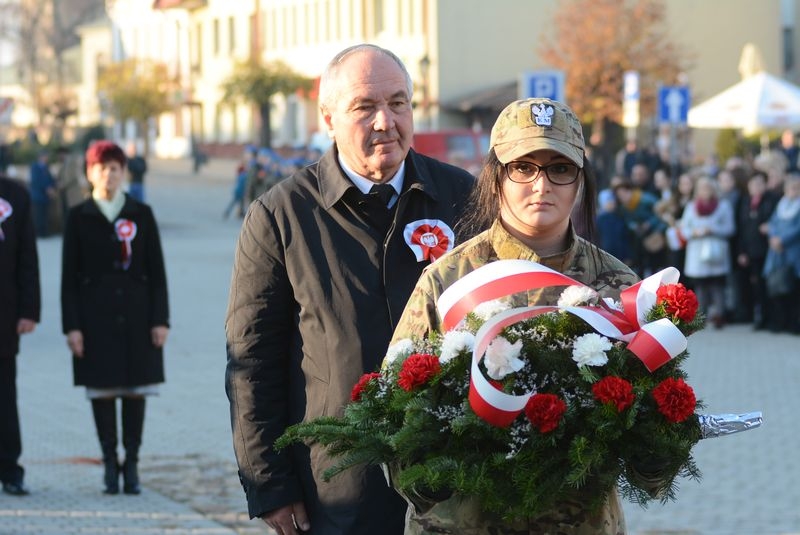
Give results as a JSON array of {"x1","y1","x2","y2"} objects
[
  {"x1": 0, "y1": 177, "x2": 40, "y2": 359},
  {"x1": 225, "y1": 147, "x2": 474, "y2": 533},
  {"x1": 61, "y1": 196, "x2": 168, "y2": 387}
]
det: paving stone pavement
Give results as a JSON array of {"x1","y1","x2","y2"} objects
[{"x1": 2, "y1": 157, "x2": 799, "y2": 535}]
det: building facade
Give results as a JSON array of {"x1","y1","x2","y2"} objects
[{"x1": 3, "y1": 0, "x2": 799, "y2": 160}]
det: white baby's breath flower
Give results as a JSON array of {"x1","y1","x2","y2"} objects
[
  {"x1": 473, "y1": 299, "x2": 511, "y2": 321},
  {"x1": 571, "y1": 333, "x2": 612, "y2": 367},
  {"x1": 439, "y1": 330, "x2": 475, "y2": 364},
  {"x1": 383, "y1": 339, "x2": 414, "y2": 367},
  {"x1": 484, "y1": 336, "x2": 524, "y2": 380},
  {"x1": 557, "y1": 285, "x2": 599, "y2": 308}
]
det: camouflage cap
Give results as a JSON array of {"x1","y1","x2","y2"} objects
[{"x1": 490, "y1": 98, "x2": 584, "y2": 167}]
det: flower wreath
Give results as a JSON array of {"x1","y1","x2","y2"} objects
[{"x1": 278, "y1": 260, "x2": 761, "y2": 521}]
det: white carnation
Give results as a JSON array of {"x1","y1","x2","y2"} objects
[
  {"x1": 473, "y1": 299, "x2": 511, "y2": 321},
  {"x1": 484, "y1": 336, "x2": 524, "y2": 380},
  {"x1": 384, "y1": 339, "x2": 414, "y2": 367},
  {"x1": 439, "y1": 330, "x2": 475, "y2": 364},
  {"x1": 571, "y1": 333, "x2": 612, "y2": 367},
  {"x1": 557, "y1": 285, "x2": 599, "y2": 308}
]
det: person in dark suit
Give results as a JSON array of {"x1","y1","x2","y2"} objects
[
  {"x1": 225, "y1": 44, "x2": 474, "y2": 535},
  {"x1": 61, "y1": 141, "x2": 169, "y2": 495},
  {"x1": 0, "y1": 175, "x2": 40, "y2": 496}
]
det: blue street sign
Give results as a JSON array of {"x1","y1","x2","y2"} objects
[
  {"x1": 520, "y1": 70, "x2": 565, "y2": 102},
  {"x1": 658, "y1": 86, "x2": 690, "y2": 125}
]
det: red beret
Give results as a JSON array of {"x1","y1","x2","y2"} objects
[{"x1": 85, "y1": 140, "x2": 126, "y2": 168}]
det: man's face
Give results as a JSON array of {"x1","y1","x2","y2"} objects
[{"x1": 322, "y1": 50, "x2": 413, "y2": 182}]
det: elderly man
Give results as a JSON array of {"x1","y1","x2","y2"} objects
[{"x1": 225, "y1": 44, "x2": 474, "y2": 535}]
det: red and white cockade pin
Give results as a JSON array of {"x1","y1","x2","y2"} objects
[
  {"x1": 403, "y1": 219, "x2": 454, "y2": 262},
  {"x1": 0, "y1": 197, "x2": 12, "y2": 241},
  {"x1": 114, "y1": 218, "x2": 137, "y2": 270}
]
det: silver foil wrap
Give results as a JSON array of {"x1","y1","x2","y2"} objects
[{"x1": 698, "y1": 412, "x2": 763, "y2": 439}]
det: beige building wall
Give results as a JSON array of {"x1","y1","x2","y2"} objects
[
  {"x1": 430, "y1": 0, "x2": 558, "y2": 128},
  {"x1": 188, "y1": 0, "x2": 256, "y2": 146},
  {"x1": 663, "y1": 0, "x2": 788, "y2": 159},
  {"x1": 106, "y1": 0, "x2": 193, "y2": 157},
  {"x1": 256, "y1": 0, "x2": 430, "y2": 147},
  {"x1": 75, "y1": 19, "x2": 112, "y2": 130},
  {"x1": 91, "y1": 0, "x2": 800, "y2": 159}
]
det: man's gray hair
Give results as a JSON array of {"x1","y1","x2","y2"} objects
[{"x1": 318, "y1": 44, "x2": 414, "y2": 113}]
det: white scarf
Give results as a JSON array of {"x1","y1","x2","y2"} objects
[{"x1": 93, "y1": 189, "x2": 125, "y2": 222}]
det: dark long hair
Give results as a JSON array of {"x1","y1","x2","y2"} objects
[{"x1": 456, "y1": 149, "x2": 598, "y2": 242}]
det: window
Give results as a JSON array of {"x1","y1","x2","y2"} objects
[
  {"x1": 213, "y1": 18, "x2": 220, "y2": 55},
  {"x1": 194, "y1": 22, "x2": 203, "y2": 75},
  {"x1": 784, "y1": 26, "x2": 795, "y2": 74},
  {"x1": 374, "y1": 0, "x2": 384, "y2": 34},
  {"x1": 229, "y1": 17, "x2": 235, "y2": 54}
]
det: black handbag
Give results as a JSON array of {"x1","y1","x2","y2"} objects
[{"x1": 766, "y1": 264, "x2": 796, "y2": 298}]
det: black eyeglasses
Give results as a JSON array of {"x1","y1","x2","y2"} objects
[{"x1": 504, "y1": 160, "x2": 580, "y2": 185}]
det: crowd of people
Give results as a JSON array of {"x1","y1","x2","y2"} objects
[
  {"x1": 223, "y1": 144, "x2": 323, "y2": 219},
  {"x1": 596, "y1": 141, "x2": 800, "y2": 334}
]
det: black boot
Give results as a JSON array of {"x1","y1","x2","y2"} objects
[
  {"x1": 91, "y1": 398, "x2": 119, "y2": 495},
  {"x1": 122, "y1": 397, "x2": 145, "y2": 495}
]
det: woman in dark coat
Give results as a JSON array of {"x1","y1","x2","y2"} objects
[
  {"x1": 61, "y1": 141, "x2": 169, "y2": 495},
  {"x1": 735, "y1": 172, "x2": 779, "y2": 328}
]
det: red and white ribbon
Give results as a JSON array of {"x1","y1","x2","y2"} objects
[
  {"x1": 436, "y1": 259, "x2": 688, "y2": 427},
  {"x1": 114, "y1": 219, "x2": 137, "y2": 270},
  {"x1": 404, "y1": 219, "x2": 454, "y2": 262},
  {"x1": 0, "y1": 197, "x2": 12, "y2": 241}
]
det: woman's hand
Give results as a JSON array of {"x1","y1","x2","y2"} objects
[
  {"x1": 151, "y1": 326, "x2": 169, "y2": 348},
  {"x1": 769, "y1": 235, "x2": 783, "y2": 252},
  {"x1": 737, "y1": 253, "x2": 749, "y2": 267},
  {"x1": 17, "y1": 318, "x2": 37, "y2": 335},
  {"x1": 67, "y1": 330, "x2": 84, "y2": 357}
]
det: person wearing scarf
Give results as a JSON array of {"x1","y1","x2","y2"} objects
[{"x1": 679, "y1": 176, "x2": 735, "y2": 329}]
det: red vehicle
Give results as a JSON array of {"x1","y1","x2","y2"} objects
[{"x1": 412, "y1": 129, "x2": 489, "y2": 174}]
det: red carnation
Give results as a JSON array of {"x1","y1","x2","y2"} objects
[
  {"x1": 397, "y1": 353, "x2": 441, "y2": 391},
  {"x1": 351, "y1": 372, "x2": 381, "y2": 402},
  {"x1": 656, "y1": 283, "x2": 699, "y2": 323},
  {"x1": 652, "y1": 377, "x2": 696, "y2": 423},
  {"x1": 592, "y1": 376, "x2": 635, "y2": 412},
  {"x1": 524, "y1": 393, "x2": 566, "y2": 433}
]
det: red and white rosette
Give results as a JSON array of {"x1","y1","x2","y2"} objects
[
  {"x1": 403, "y1": 219, "x2": 454, "y2": 262},
  {"x1": 436, "y1": 259, "x2": 688, "y2": 427},
  {"x1": 114, "y1": 218, "x2": 137, "y2": 270},
  {"x1": 0, "y1": 197, "x2": 12, "y2": 241}
]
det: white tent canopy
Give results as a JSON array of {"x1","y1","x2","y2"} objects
[{"x1": 687, "y1": 71, "x2": 800, "y2": 131}]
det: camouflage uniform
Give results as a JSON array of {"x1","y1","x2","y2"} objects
[
  {"x1": 392, "y1": 220, "x2": 639, "y2": 342},
  {"x1": 390, "y1": 221, "x2": 639, "y2": 535}
]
